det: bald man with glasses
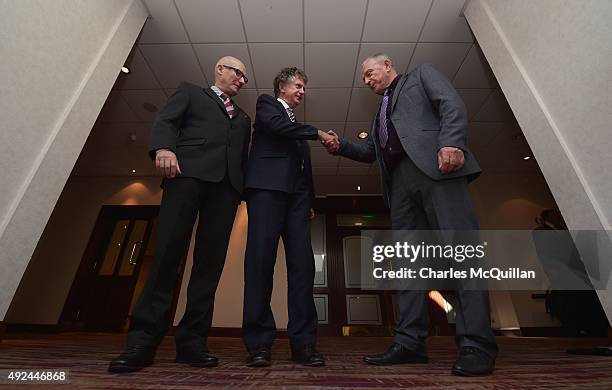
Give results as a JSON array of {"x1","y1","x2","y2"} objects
[{"x1": 109, "y1": 56, "x2": 252, "y2": 373}]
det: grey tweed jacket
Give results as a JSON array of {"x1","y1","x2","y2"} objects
[{"x1": 338, "y1": 63, "x2": 481, "y2": 207}]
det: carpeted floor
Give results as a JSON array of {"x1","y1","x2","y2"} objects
[{"x1": 1, "y1": 333, "x2": 611, "y2": 389}]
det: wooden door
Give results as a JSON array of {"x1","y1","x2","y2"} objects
[{"x1": 60, "y1": 206, "x2": 186, "y2": 332}]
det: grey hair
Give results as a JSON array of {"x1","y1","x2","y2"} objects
[
  {"x1": 362, "y1": 53, "x2": 393, "y2": 67},
  {"x1": 273, "y1": 67, "x2": 308, "y2": 97}
]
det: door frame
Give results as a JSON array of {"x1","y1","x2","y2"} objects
[
  {"x1": 312, "y1": 196, "x2": 388, "y2": 335},
  {"x1": 312, "y1": 196, "x2": 455, "y2": 336},
  {"x1": 59, "y1": 205, "x2": 187, "y2": 332}
]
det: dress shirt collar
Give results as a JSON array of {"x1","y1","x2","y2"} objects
[
  {"x1": 210, "y1": 85, "x2": 227, "y2": 101},
  {"x1": 276, "y1": 97, "x2": 291, "y2": 110}
]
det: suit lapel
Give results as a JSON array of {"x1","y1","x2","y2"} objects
[
  {"x1": 271, "y1": 96, "x2": 304, "y2": 155},
  {"x1": 232, "y1": 106, "x2": 244, "y2": 121},
  {"x1": 370, "y1": 116, "x2": 380, "y2": 148},
  {"x1": 203, "y1": 87, "x2": 230, "y2": 118},
  {"x1": 391, "y1": 74, "x2": 409, "y2": 113},
  {"x1": 274, "y1": 98, "x2": 292, "y2": 122}
]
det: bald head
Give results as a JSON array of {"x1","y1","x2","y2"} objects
[
  {"x1": 214, "y1": 56, "x2": 248, "y2": 96},
  {"x1": 215, "y1": 56, "x2": 245, "y2": 72},
  {"x1": 362, "y1": 53, "x2": 393, "y2": 69}
]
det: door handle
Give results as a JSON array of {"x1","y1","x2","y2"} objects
[{"x1": 128, "y1": 241, "x2": 143, "y2": 265}]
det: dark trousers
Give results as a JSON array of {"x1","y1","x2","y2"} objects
[
  {"x1": 127, "y1": 176, "x2": 240, "y2": 351},
  {"x1": 242, "y1": 176, "x2": 317, "y2": 350},
  {"x1": 390, "y1": 157, "x2": 498, "y2": 358}
]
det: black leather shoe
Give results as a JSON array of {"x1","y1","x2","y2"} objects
[
  {"x1": 176, "y1": 347, "x2": 219, "y2": 368},
  {"x1": 246, "y1": 345, "x2": 271, "y2": 367},
  {"x1": 363, "y1": 343, "x2": 428, "y2": 365},
  {"x1": 108, "y1": 345, "x2": 156, "y2": 373},
  {"x1": 291, "y1": 344, "x2": 325, "y2": 367},
  {"x1": 451, "y1": 346, "x2": 495, "y2": 376}
]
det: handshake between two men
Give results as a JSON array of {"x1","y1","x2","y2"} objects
[
  {"x1": 316, "y1": 128, "x2": 465, "y2": 175},
  {"x1": 318, "y1": 130, "x2": 340, "y2": 154}
]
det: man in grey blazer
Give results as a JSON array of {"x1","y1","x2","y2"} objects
[{"x1": 325, "y1": 54, "x2": 497, "y2": 376}]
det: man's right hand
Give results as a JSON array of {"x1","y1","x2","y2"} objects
[
  {"x1": 155, "y1": 149, "x2": 182, "y2": 178},
  {"x1": 321, "y1": 130, "x2": 339, "y2": 153}
]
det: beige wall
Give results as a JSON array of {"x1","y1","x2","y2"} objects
[
  {"x1": 466, "y1": 0, "x2": 612, "y2": 322},
  {"x1": 471, "y1": 172, "x2": 558, "y2": 329},
  {"x1": 173, "y1": 205, "x2": 290, "y2": 329},
  {"x1": 6, "y1": 177, "x2": 163, "y2": 324},
  {"x1": 0, "y1": 0, "x2": 148, "y2": 320}
]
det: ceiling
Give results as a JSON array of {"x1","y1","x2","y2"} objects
[{"x1": 73, "y1": 0, "x2": 539, "y2": 194}]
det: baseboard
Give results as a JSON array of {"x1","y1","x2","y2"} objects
[
  {"x1": 169, "y1": 326, "x2": 342, "y2": 338},
  {"x1": 5, "y1": 323, "x2": 60, "y2": 334},
  {"x1": 494, "y1": 327, "x2": 522, "y2": 337},
  {"x1": 520, "y1": 327, "x2": 572, "y2": 337},
  {"x1": 4, "y1": 323, "x2": 608, "y2": 340},
  {"x1": 169, "y1": 326, "x2": 288, "y2": 338},
  {"x1": 520, "y1": 326, "x2": 611, "y2": 338},
  {"x1": 209, "y1": 327, "x2": 249, "y2": 338}
]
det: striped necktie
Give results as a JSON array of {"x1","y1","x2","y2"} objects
[
  {"x1": 220, "y1": 92, "x2": 237, "y2": 118},
  {"x1": 287, "y1": 108, "x2": 296, "y2": 123},
  {"x1": 378, "y1": 90, "x2": 390, "y2": 148}
]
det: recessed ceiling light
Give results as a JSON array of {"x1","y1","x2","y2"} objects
[
  {"x1": 121, "y1": 66, "x2": 130, "y2": 74},
  {"x1": 357, "y1": 185, "x2": 361, "y2": 191},
  {"x1": 131, "y1": 169, "x2": 136, "y2": 173},
  {"x1": 358, "y1": 131, "x2": 369, "y2": 139},
  {"x1": 523, "y1": 156, "x2": 531, "y2": 160}
]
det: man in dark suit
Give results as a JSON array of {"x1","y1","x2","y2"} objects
[
  {"x1": 324, "y1": 54, "x2": 498, "y2": 376},
  {"x1": 242, "y1": 67, "x2": 333, "y2": 367},
  {"x1": 109, "y1": 56, "x2": 252, "y2": 373}
]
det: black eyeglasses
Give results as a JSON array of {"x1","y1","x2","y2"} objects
[{"x1": 221, "y1": 65, "x2": 248, "y2": 84}]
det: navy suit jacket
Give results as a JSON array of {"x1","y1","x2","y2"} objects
[{"x1": 245, "y1": 94, "x2": 318, "y2": 202}]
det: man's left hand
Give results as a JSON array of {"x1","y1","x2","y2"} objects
[{"x1": 438, "y1": 147, "x2": 465, "y2": 174}]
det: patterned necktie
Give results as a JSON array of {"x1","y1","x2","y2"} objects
[
  {"x1": 378, "y1": 90, "x2": 390, "y2": 148},
  {"x1": 220, "y1": 92, "x2": 237, "y2": 118},
  {"x1": 287, "y1": 107, "x2": 296, "y2": 122},
  {"x1": 287, "y1": 108, "x2": 303, "y2": 169}
]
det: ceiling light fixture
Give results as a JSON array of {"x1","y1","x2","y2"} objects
[
  {"x1": 121, "y1": 66, "x2": 130, "y2": 74},
  {"x1": 131, "y1": 169, "x2": 136, "y2": 173},
  {"x1": 357, "y1": 185, "x2": 361, "y2": 191},
  {"x1": 523, "y1": 156, "x2": 531, "y2": 161},
  {"x1": 358, "y1": 131, "x2": 369, "y2": 139}
]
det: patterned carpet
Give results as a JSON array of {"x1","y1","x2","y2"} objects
[{"x1": 1, "y1": 333, "x2": 611, "y2": 389}]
